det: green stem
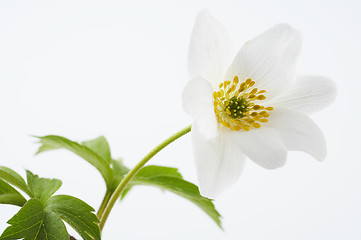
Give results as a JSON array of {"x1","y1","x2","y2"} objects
[
  {"x1": 98, "y1": 125, "x2": 192, "y2": 231},
  {"x1": 97, "y1": 190, "x2": 112, "y2": 219}
]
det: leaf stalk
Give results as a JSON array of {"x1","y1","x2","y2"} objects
[{"x1": 98, "y1": 125, "x2": 192, "y2": 230}]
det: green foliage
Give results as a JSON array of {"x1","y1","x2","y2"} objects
[
  {"x1": 82, "y1": 136, "x2": 112, "y2": 164},
  {"x1": 35, "y1": 135, "x2": 113, "y2": 188},
  {"x1": 110, "y1": 159, "x2": 129, "y2": 192},
  {"x1": 121, "y1": 165, "x2": 223, "y2": 228},
  {"x1": 39, "y1": 211, "x2": 69, "y2": 240},
  {"x1": 46, "y1": 195, "x2": 101, "y2": 240},
  {"x1": 0, "y1": 179, "x2": 26, "y2": 207},
  {"x1": 26, "y1": 171, "x2": 62, "y2": 202},
  {"x1": 0, "y1": 168, "x2": 101, "y2": 240},
  {"x1": 0, "y1": 167, "x2": 31, "y2": 196},
  {"x1": 34, "y1": 135, "x2": 223, "y2": 229},
  {"x1": 0, "y1": 199, "x2": 68, "y2": 240},
  {"x1": 134, "y1": 165, "x2": 183, "y2": 179}
]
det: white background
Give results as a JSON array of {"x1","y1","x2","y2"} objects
[{"x1": 0, "y1": 0, "x2": 360, "y2": 239}]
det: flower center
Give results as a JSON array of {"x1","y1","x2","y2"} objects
[{"x1": 213, "y1": 76, "x2": 274, "y2": 131}]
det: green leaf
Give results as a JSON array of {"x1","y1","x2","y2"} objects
[
  {"x1": 0, "y1": 167, "x2": 31, "y2": 196},
  {"x1": 122, "y1": 165, "x2": 222, "y2": 228},
  {"x1": 46, "y1": 195, "x2": 101, "y2": 240},
  {"x1": 39, "y1": 210, "x2": 70, "y2": 240},
  {"x1": 110, "y1": 158, "x2": 129, "y2": 192},
  {"x1": 120, "y1": 187, "x2": 131, "y2": 200},
  {"x1": 35, "y1": 135, "x2": 113, "y2": 188},
  {"x1": 0, "y1": 199, "x2": 44, "y2": 240},
  {"x1": 1, "y1": 170, "x2": 100, "y2": 240},
  {"x1": 136, "y1": 165, "x2": 182, "y2": 179},
  {"x1": 26, "y1": 170, "x2": 62, "y2": 202},
  {"x1": 112, "y1": 158, "x2": 129, "y2": 177},
  {"x1": 82, "y1": 136, "x2": 112, "y2": 164},
  {"x1": 0, "y1": 179, "x2": 27, "y2": 206},
  {"x1": 0, "y1": 199, "x2": 68, "y2": 240},
  {"x1": 120, "y1": 165, "x2": 185, "y2": 199}
]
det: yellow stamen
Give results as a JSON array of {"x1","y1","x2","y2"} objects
[
  {"x1": 233, "y1": 76, "x2": 239, "y2": 84},
  {"x1": 245, "y1": 78, "x2": 252, "y2": 85},
  {"x1": 250, "y1": 88, "x2": 258, "y2": 95},
  {"x1": 257, "y1": 95, "x2": 266, "y2": 100},
  {"x1": 253, "y1": 105, "x2": 261, "y2": 110},
  {"x1": 213, "y1": 76, "x2": 273, "y2": 132}
]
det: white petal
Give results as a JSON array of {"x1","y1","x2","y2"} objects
[
  {"x1": 192, "y1": 124, "x2": 246, "y2": 198},
  {"x1": 224, "y1": 24, "x2": 302, "y2": 98},
  {"x1": 271, "y1": 75, "x2": 337, "y2": 113},
  {"x1": 183, "y1": 76, "x2": 218, "y2": 139},
  {"x1": 227, "y1": 128, "x2": 288, "y2": 169},
  {"x1": 268, "y1": 109, "x2": 326, "y2": 161},
  {"x1": 188, "y1": 10, "x2": 233, "y2": 87}
]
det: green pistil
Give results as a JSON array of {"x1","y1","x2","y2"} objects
[{"x1": 225, "y1": 96, "x2": 249, "y2": 118}]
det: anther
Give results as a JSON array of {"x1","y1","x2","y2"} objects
[
  {"x1": 243, "y1": 125, "x2": 251, "y2": 131},
  {"x1": 257, "y1": 95, "x2": 266, "y2": 100},
  {"x1": 253, "y1": 105, "x2": 261, "y2": 110},
  {"x1": 250, "y1": 88, "x2": 258, "y2": 95},
  {"x1": 259, "y1": 111, "x2": 267, "y2": 116},
  {"x1": 233, "y1": 76, "x2": 239, "y2": 84}
]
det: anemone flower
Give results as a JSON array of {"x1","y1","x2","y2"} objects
[{"x1": 182, "y1": 11, "x2": 337, "y2": 198}]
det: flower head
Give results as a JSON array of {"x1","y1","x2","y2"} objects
[{"x1": 183, "y1": 11, "x2": 337, "y2": 198}]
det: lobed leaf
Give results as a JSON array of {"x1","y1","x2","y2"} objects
[
  {"x1": 35, "y1": 135, "x2": 113, "y2": 188},
  {"x1": 82, "y1": 136, "x2": 112, "y2": 164},
  {"x1": 46, "y1": 195, "x2": 101, "y2": 240},
  {"x1": 39, "y1": 210, "x2": 70, "y2": 240},
  {"x1": 119, "y1": 165, "x2": 182, "y2": 199},
  {"x1": 121, "y1": 165, "x2": 222, "y2": 228},
  {"x1": 26, "y1": 170, "x2": 62, "y2": 202},
  {"x1": 1, "y1": 169, "x2": 101, "y2": 240},
  {"x1": 0, "y1": 179, "x2": 27, "y2": 207},
  {"x1": 0, "y1": 199, "x2": 69, "y2": 240},
  {"x1": 0, "y1": 167, "x2": 31, "y2": 196}
]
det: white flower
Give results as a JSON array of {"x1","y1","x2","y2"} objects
[{"x1": 182, "y1": 11, "x2": 337, "y2": 198}]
